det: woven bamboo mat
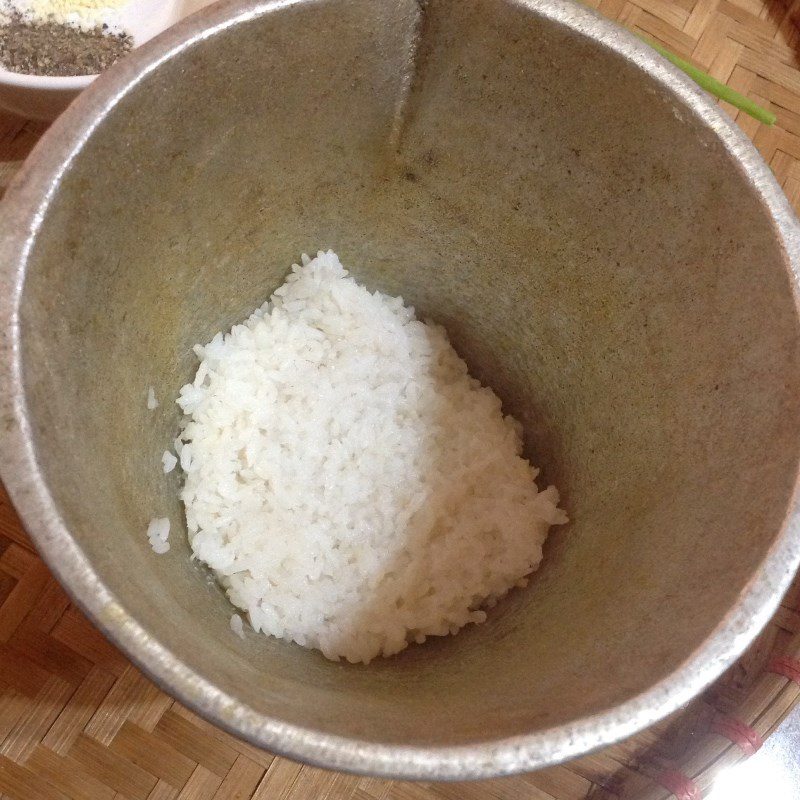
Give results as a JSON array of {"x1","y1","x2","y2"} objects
[{"x1": 3, "y1": 0, "x2": 800, "y2": 796}]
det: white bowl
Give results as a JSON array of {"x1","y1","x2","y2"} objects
[
  {"x1": 0, "y1": 0, "x2": 208, "y2": 120},
  {"x1": 0, "y1": 69, "x2": 89, "y2": 120}
]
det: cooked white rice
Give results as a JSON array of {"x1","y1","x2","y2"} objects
[
  {"x1": 230, "y1": 613, "x2": 245, "y2": 639},
  {"x1": 162, "y1": 450, "x2": 177, "y2": 474},
  {"x1": 176, "y1": 250, "x2": 566, "y2": 663},
  {"x1": 147, "y1": 517, "x2": 170, "y2": 555}
]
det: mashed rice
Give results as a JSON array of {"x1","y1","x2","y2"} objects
[{"x1": 175, "y1": 250, "x2": 566, "y2": 663}]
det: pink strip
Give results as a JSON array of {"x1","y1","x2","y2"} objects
[
  {"x1": 768, "y1": 655, "x2": 800, "y2": 685},
  {"x1": 710, "y1": 714, "x2": 763, "y2": 756},
  {"x1": 656, "y1": 769, "x2": 700, "y2": 800}
]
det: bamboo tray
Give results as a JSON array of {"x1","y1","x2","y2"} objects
[{"x1": 2, "y1": 0, "x2": 800, "y2": 795}]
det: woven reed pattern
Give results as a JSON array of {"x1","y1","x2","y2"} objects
[
  {"x1": 2, "y1": 0, "x2": 800, "y2": 795},
  {"x1": 1, "y1": 486, "x2": 798, "y2": 800}
]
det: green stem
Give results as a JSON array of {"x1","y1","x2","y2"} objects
[{"x1": 643, "y1": 37, "x2": 776, "y2": 126}]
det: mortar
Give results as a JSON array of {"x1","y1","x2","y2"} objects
[{"x1": 1, "y1": 0, "x2": 800, "y2": 780}]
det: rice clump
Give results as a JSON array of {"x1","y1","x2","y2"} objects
[{"x1": 176, "y1": 250, "x2": 566, "y2": 663}]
